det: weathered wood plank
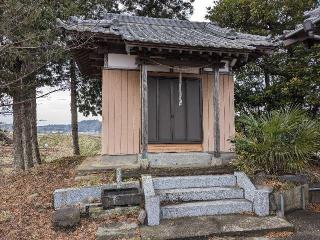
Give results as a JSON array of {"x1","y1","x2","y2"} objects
[
  {"x1": 229, "y1": 74, "x2": 235, "y2": 152},
  {"x1": 127, "y1": 71, "x2": 135, "y2": 154},
  {"x1": 213, "y1": 67, "x2": 220, "y2": 157},
  {"x1": 220, "y1": 74, "x2": 225, "y2": 152},
  {"x1": 133, "y1": 71, "x2": 141, "y2": 154},
  {"x1": 108, "y1": 70, "x2": 116, "y2": 154},
  {"x1": 101, "y1": 70, "x2": 108, "y2": 154},
  {"x1": 148, "y1": 144, "x2": 203, "y2": 153},
  {"x1": 202, "y1": 73, "x2": 209, "y2": 151},
  {"x1": 114, "y1": 70, "x2": 122, "y2": 154},
  {"x1": 120, "y1": 70, "x2": 128, "y2": 153},
  {"x1": 224, "y1": 74, "x2": 230, "y2": 151},
  {"x1": 141, "y1": 65, "x2": 148, "y2": 158}
]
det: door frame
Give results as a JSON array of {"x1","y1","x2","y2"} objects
[{"x1": 147, "y1": 73, "x2": 203, "y2": 144}]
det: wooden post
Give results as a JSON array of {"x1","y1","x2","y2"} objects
[
  {"x1": 213, "y1": 66, "x2": 220, "y2": 158},
  {"x1": 141, "y1": 64, "x2": 148, "y2": 159}
]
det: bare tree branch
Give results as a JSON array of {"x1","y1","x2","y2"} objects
[{"x1": 0, "y1": 87, "x2": 67, "y2": 107}]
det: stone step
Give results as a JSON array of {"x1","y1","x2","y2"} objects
[
  {"x1": 156, "y1": 187, "x2": 244, "y2": 202},
  {"x1": 152, "y1": 174, "x2": 236, "y2": 190},
  {"x1": 161, "y1": 199, "x2": 253, "y2": 219},
  {"x1": 140, "y1": 215, "x2": 294, "y2": 240}
]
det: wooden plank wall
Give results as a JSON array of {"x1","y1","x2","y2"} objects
[
  {"x1": 202, "y1": 73, "x2": 235, "y2": 152},
  {"x1": 102, "y1": 69, "x2": 235, "y2": 155},
  {"x1": 101, "y1": 69, "x2": 141, "y2": 155}
]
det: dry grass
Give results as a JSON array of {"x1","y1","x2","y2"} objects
[
  {"x1": 265, "y1": 231, "x2": 294, "y2": 238},
  {"x1": 0, "y1": 134, "x2": 101, "y2": 174},
  {"x1": 259, "y1": 178, "x2": 297, "y2": 191},
  {"x1": 38, "y1": 133, "x2": 101, "y2": 162},
  {"x1": 307, "y1": 203, "x2": 320, "y2": 212},
  {"x1": 0, "y1": 134, "x2": 138, "y2": 239},
  {"x1": 0, "y1": 157, "x2": 137, "y2": 240}
]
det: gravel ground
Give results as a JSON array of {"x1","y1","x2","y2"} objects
[{"x1": 284, "y1": 208, "x2": 320, "y2": 240}]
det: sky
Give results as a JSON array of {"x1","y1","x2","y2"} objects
[{"x1": 0, "y1": 0, "x2": 214, "y2": 126}]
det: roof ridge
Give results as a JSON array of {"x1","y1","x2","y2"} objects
[{"x1": 103, "y1": 12, "x2": 210, "y2": 29}]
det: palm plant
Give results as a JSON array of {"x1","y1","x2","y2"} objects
[{"x1": 233, "y1": 108, "x2": 320, "y2": 175}]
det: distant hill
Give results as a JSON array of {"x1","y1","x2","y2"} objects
[
  {"x1": 0, "y1": 120, "x2": 101, "y2": 133},
  {"x1": 0, "y1": 123, "x2": 12, "y2": 132}
]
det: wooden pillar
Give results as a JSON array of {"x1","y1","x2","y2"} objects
[
  {"x1": 141, "y1": 64, "x2": 148, "y2": 159},
  {"x1": 213, "y1": 67, "x2": 221, "y2": 157}
]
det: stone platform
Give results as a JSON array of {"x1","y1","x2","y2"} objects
[
  {"x1": 76, "y1": 153, "x2": 234, "y2": 175},
  {"x1": 140, "y1": 215, "x2": 294, "y2": 240},
  {"x1": 76, "y1": 155, "x2": 140, "y2": 175}
]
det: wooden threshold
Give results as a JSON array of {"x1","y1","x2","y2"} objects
[{"x1": 148, "y1": 144, "x2": 203, "y2": 153}]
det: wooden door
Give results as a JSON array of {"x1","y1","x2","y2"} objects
[{"x1": 148, "y1": 76, "x2": 202, "y2": 143}]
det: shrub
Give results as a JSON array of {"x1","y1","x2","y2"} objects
[{"x1": 233, "y1": 108, "x2": 320, "y2": 175}]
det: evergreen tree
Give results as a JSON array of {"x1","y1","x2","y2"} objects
[{"x1": 207, "y1": 0, "x2": 320, "y2": 116}]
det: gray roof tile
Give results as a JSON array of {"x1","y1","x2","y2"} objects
[
  {"x1": 283, "y1": 7, "x2": 320, "y2": 39},
  {"x1": 58, "y1": 13, "x2": 275, "y2": 51}
]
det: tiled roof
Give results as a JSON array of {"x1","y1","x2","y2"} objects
[
  {"x1": 283, "y1": 7, "x2": 320, "y2": 39},
  {"x1": 58, "y1": 13, "x2": 275, "y2": 51}
]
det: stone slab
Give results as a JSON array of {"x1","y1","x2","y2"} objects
[
  {"x1": 148, "y1": 152, "x2": 212, "y2": 167},
  {"x1": 272, "y1": 184, "x2": 309, "y2": 213},
  {"x1": 156, "y1": 187, "x2": 244, "y2": 202},
  {"x1": 152, "y1": 175, "x2": 236, "y2": 190},
  {"x1": 96, "y1": 222, "x2": 138, "y2": 240},
  {"x1": 76, "y1": 155, "x2": 139, "y2": 175},
  {"x1": 53, "y1": 181, "x2": 139, "y2": 210},
  {"x1": 140, "y1": 215, "x2": 294, "y2": 240},
  {"x1": 161, "y1": 199, "x2": 253, "y2": 219}
]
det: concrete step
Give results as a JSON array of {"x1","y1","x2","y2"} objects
[
  {"x1": 161, "y1": 199, "x2": 253, "y2": 219},
  {"x1": 156, "y1": 187, "x2": 244, "y2": 202},
  {"x1": 152, "y1": 174, "x2": 236, "y2": 190}
]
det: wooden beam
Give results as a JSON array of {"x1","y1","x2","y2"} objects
[
  {"x1": 213, "y1": 67, "x2": 220, "y2": 158},
  {"x1": 141, "y1": 64, "x2": 148, "y2": 159},
  {"x1": 137, "y1": 55, "x2": 223, "y2": 68}
]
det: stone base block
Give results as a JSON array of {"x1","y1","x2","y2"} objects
[
  {"x1": 145, "y1": 196, "x2": 160, "y2": 226},
  {"x1": 53, "y1": 207, "x2": 80, "y2": 228},
  {"x1": 101, "y1": 188, "x2": 142, "y2": 208}
]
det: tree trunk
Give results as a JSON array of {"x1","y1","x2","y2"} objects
[
  {"x1": 30, "y1": 86, "x2": 41, "y2": 164},
  {"x1": 70, "y1": 59, "x2": 80, "y2": 155},
  {"x1": 22, "y1": 92, "x2": 34, "y2": 169},
  {"x1": 264, "y1": 72, "x2": 270, "y2": 88},
  {"x1": 12, "y1": 93, "x2": 25, "y2": 170}
]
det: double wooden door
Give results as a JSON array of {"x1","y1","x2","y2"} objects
[{"x1": 148, "y1": 76, "x2": 202, "y2": 143}]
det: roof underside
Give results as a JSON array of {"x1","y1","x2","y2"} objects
[{"x1": 58, "y1": 13, "x2": 276, "y2": 77}]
